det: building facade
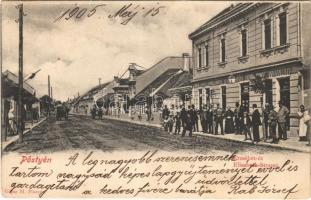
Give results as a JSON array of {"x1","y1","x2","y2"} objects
[{"x1": 189, "y1": 3, "x2": 311, "y2": 135}]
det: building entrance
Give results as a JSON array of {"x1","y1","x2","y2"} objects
[
  {"x1": 265, "y1": 79, "x2": 273, "y2": 106},
  {"x1": 278, "y1": 77, "x2": 290, "y2": 130},
  {"x1": 240, "y1": 82, "x2": 250, "y2": 112}
]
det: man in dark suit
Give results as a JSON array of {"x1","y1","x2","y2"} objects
[
  {"x1": 180, "y1": 106, "x2": 188, "y2": 134},
  {"x1": 215, "y1": 104, "x2": 224, "y2": 135},
  {"x1": 189, "y1": 105, "x2": 198, "y2": 132},
  {"x1": 234, "y1": 102, "x2": 243, "y2": 135},
  {"x1": 162, "y1": 105, "x2": 170, "y2": 121},
  {"x1": 207, "y1": 105, "x2": 214, "y2": 134},
  {"x1": 200, "y1": 105, "x2": 208, "y2": 133}
]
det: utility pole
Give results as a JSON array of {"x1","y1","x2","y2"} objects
[
  {"x1": 17, "y1": 4, "x2": 24, "y2": 143},
  {"x1": 48, "y1": 75, "x2": 51, "y2": 97},
  {"x1": 51, "y1": 86, "x2": 53, "y2": 99}
]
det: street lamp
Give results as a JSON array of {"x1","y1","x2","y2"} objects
[
  {"x1": 228, "y1": 75, "x2": 236, "y2": 84},
  {"x1": 24, "y1": 69, "x2": 41, "y2": 82}
]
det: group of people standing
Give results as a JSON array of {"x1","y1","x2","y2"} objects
[{"x1": 161, "y1": 101, "x2": 310, "y2": 145}]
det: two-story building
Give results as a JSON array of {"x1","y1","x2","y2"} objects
[{"x1": 189, "y1": 3, "x2": 311, "y2": 135}]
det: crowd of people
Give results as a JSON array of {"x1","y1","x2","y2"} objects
[{"x1": 160, "y1": 101, "x2": 311, "y2": 145}]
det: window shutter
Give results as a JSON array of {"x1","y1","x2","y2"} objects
[
  {"x1": 276, "y1": 16, "x2": 280, "y2": 46},
  {"x1": 271, "y1": 18, "x2": 274, "y2": 48},
  {"x1": 239, "y1": 30, "x2": 243, "y2": 56},
  {"x1": 196, "y1": 48, "x2": 200, "y2": 69},
  {"x1": 262, "y1": 23, "x2": 265, "y2": 50},
  {"x1": 219, "y1": 39, "x2": 222, "y2": 62},
  {"x1": 202, "y1": 46, "x2": 206, "y2": 67}
]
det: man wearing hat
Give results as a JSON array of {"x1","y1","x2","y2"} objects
[
  {"x1": 200, "y1": 105, "x2": 208, "y2": 133},
  {"x1": 277, "y1": 101, "x2": 289, "y2": 140},
  {"x1": 269, "y1": 104, "x2": 278, "y2": 144}
]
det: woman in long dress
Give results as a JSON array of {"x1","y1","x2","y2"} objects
[
  {"x1": 225, "y1": 107, "x2": 235, "y2": 134},
  {"x1": 297, "y1": 105, "x2": 310, "y2": 141},
  {"x1": 252, "y1": 104, "x2": 262, "y2": 144}
]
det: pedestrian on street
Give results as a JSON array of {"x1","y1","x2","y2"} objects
[
  {"x1": 167, "y1": 114, "x2": 174, "y2": 134},
  {"x1": 189, "y1": 105, "x2": 198, "y2": 132},
  {"x1": 215, "y1": 104, "x2": 224, "y2": 135},
  {"x1": 174, "y1": 112, "x2": 181, "y2": 135},
  {"x1": 263, "y1": 103, "x2": 270, "y2": 140},
  {"x1": 242, "y1": 110, "x2": 252, "y2": 142},
  {"x1": 191, "y1": 105, "x2": 199, "y2": 132},
  {"x1": 268, "y1": 105, "x2": 278, "y2": 144},
  {"x1": 234, "y1": 102, "x2": 243, "y2": 135},
  {"x1": 225, "y1": 107, "x2": 234, "y2": 134},
  {"x1": 207, "y1": 105, "x2": 213, "y2": 134},
  {"x1": 91, "y1": 105, "x2": 96, "y2": 119},
  {"x1": 98, "y1": 107, "x2": 103, "y2": 119},
  {"x1": 182, "y1": 113, "x2": 193, "y2": 137},
  {"x1": 252, "y1": 104, "x2": 262, "y2": 144},
  {"x1": 277, "y1": 101, "x2": 289, "y2": 140},
  {"x1": 297, "y1": 105, "x2": 310, "y2": 141},
  {"x1": 180, "y1": 106, "x2": 188, "y2": 133},
  {"x1": 162, "y1": 105, "x2": 170, "y2": 121},
  {"x1": 200, "y1": 105, "x2": 208, "y2": 133}
]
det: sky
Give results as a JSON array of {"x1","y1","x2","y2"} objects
[{"x1": 2, "y1": 1, "x2": 231, "y2": 101}]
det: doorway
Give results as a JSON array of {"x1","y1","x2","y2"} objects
[
  {"x1": 198, "y1": 89, "x2": 203, "y2": 109},
  {"x1": 278, "y1": 77, "x2": 290, "y2": 130},
  {"x1": 240, "y1": 82, "x2": 250, "y2": 112},
  {"x1": 265, "y1": 79, "x2": 273, "y2": 106},
  {"x1": 205, "y1": 88, "x2": 211, "y2": 107}
]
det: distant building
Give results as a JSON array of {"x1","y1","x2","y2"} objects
[
  {"x1": 189, "y1": 3, "x2": 311, "y2": 134},
  {"x1": 131, "y1": 53, "x2": 192, "y2": 112},
  {"x1": 73, "y1": 82, "x2": 110, "y2": 115}
]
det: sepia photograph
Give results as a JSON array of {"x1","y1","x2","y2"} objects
[{"x1": 1, "y1": 1, "x2": 311, "y2": 198}]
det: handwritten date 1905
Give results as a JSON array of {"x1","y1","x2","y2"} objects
[
  {"x1": 54, "y1": 4, "x2": 106, "y2": 22},
  {"x1": 54, "y1": 4, "x2": 165, "y2": 25}
]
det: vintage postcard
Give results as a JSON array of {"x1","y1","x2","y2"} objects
[{"x1": 1, "y1": 1, "x2": 311, "y2": 198}]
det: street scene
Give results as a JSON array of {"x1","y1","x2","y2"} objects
[
  {"x1": 3, "y1": 114, "x2": 304, "y2": 154},
  {"x1": 2, "y1": 2, "x2": 311, "y2": 154}
]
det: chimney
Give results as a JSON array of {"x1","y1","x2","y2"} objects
[{"x1": 182, "y1": 53, "x2": 190, "y2": 72}]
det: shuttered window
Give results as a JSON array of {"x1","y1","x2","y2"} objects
[
  {"x1": 264, "y1": 19, "x2": 271, "y2": 49},
  {"x1": 279, "y1": 12, "x2": 287, "y2": 45}
]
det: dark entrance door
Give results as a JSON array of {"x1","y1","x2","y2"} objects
[
  {"x1": 205, "y1": 88, "x2": 211, "y2": 107},
  {"x1": 265, "y1": 79, "x2": 273, "y2": 106},
  {"x1": 278, "y1": 77, "x2": 290, "y2": 130},
  {"x1": 199, "y1": 89, "x2": 203, "y2": 109},
  {"x1": 241, "y1": 82, "x2": 250, "y2": 112}
]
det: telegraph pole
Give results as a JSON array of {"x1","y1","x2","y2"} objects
[
  {"x1": 48, "y1": 75, "x2": 51, "y2": 97},
  {"x1": 17, "y1": 4, "x2": 24, "y2": 143}
]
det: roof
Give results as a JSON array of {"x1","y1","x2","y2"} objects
[
  {"x1": 135, "y1": 56, "x2": 191, "y2": 95},
  {"x1": 2, "y1": 70, "x2": 36, "y2": 95},
  {"x1": 74, "y1": 81, "x2": 111, "y2": 105},
  {"x1": 135, "y1": 69, "x2": 193, "y2": 99},
  {"x1": 135, "y1": 68, "x2": 180, "y2": 98},
  {"x1": 2, "y1": 70, "x2": 38, "y2": 103},
  {"x1": 189, "y1": 3, "x2": 254, "y2": 39},
  {"x1": 157, "y1": 71, "x2": 192, "y2": 97}
]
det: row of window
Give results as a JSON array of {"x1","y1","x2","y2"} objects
[
  {"x1": 197, "y1": 11, "x2": 288, "y2": 69},
  {"x1": 196, "y1": 79, "x2": 276, "y2": 111}
]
